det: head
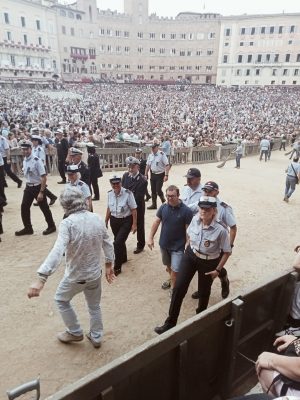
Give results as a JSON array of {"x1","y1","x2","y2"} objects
[
  {"x1": 202, "y1": 181, "x2": 219, "y2": 198},
  {"x1": 20, "y1": 141, "x2": 32, "y2": 157},
  {"x1": 31, "y1": 135, "x2": 42, "y2": 147},
  {"x1": 166, "y1": 185, "x2": 180, "y2": 207},
  {"x1": 110, "y1": 175, "x2": 122, "y2": 193},
  {"x1": 126, "y1": 156, "x2": 140, "y2": 175},
  {"x1": 151, "y1": 143, "x2": 159, "y2": 154},
  {"x1": 56, "y1": 129, "x2": 63, "y2": 140},
  {"x1": 60, "y1": 187, "x2": 87, "y2": 217},
  {"x1": 66, "y1": 165, "x2": 80, "y2": 183},
  {"x1": 198, "y1": 196, "x2": 217, "y2": 222},
  {"x1": 293, "y1": 157, "x2": 299, "y2": 163},
  {"x1": 86, "y1": 142, "x2": 96, "y2": 154},
  {"x1": 69, "y1": 147, "x2": 83, "y2": 164},
  {"x1": 185, "y1": 168, "x2": 201, "y2": 189},
  {"x1": 135, "y1": 148, "x2": 143, "y2": 158}
]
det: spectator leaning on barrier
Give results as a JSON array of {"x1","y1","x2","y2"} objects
[{"x1": 27, "y1": 187, "x2": 115, "y2": 348}]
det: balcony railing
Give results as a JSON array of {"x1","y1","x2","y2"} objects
[{"x1": 70, "y1": 53, "x2": 88, "y2": 60}]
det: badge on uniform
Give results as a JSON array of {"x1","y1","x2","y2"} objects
[{"x1": 204, "y1": 240, "x2": 210, "y2": 247}]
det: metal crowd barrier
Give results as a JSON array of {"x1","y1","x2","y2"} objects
[{"x1": 28, "y1": 270, "x2": 294, "y2": 400}]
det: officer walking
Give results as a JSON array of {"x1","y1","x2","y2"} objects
[
  {"x1": 191, "y1": 181, "x2": 236, "y2": 300},
  {"x1": 284, "y1": 156, "x2": 300, "y2": 202},
  {"x1": 180, "y1": 168, "x2": 203, "y2": 215},
  {"x1": 105, "y1": 175, "x2": 137, "y2": 275},
  {"x1": 122, "y1": 156, "x2": 147, "y2": 254},
  {"x1": 55, "y1": 129, "x2": 69, "y2": 184},
  {"x1": 66, "y1": 147, "x2": 90, "y2": 187},
  {"x1": 154, "y1": 196, "x2": 231, "y2": 335},
  {"x1": 15, "y1": 140, "x2": 56, "y2": 236},
  {"x1": 135, "y1": 148, "x2": 151, "y2": 201},
  {"x1": 0, "y1": 132, "x2": 22, "y2": 188},
  {"x1": 31, "y1": 135, "x2": 57, "y2": 206},
  {"x1": 259, "y1": 137, "x2": 270, "y2": 162},
  {"x1": 145, "y1": 143, "x2": 170, "y2": 210},
  {"x1": 66, "y1": 165, "x2": 92, "y2": 211},
  {"x1": 0, "y1": 151, "x2": 6, "y2": 206},
  {"x1": 235, "y1": 140, "x2": 243, "y2": 169},
  {"x1": 86, "y1": 142, "x2": 102, "y2": 201}
]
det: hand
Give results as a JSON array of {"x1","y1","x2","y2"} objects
[
  {"x1": 255, "y1": 352, "x2": 274, "y2": 376},
  {"x1": 274, "y1": 334, "x2": 297, "y2": 352},
  {"x1": 295, "y1": 245, "x2": 300, "y2": 253},
  {"x1": 205, "y1": 270, "x2": 219, "y2": 280},
  {"x1": 147, "y1": 239, "x2": 154, "y2": 250},
  {"x1": 105, "y1": 220, "x2": 109, "y2": 229},
  {"x1": 7, "y1": 159, "x2": 11, "y2": 164},
  {"x1": 105, "y1": 267, "x2": 116, "y2": 284},
  {"x1": 27, "y1": 280, "x2": 44, "y2": 298},
  {"x1": 37, "y1": 192, "x2": 44, "y2": 202},
  {"x1": 163, "y1": 176, "x2": 168, "y2": 182},
  {"x1": 131, "y1": 224, "x2": 137, "y2": 234}
]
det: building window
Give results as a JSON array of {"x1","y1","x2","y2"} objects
[
  {"x1": 137, "y1": 32, "x2": 143, "y2": 38},
  {"x1": 180, "y1": 50, "x2": 185, "y2": 56},
  {"x1": 236, "y1": 69, "x2": 241, "y2": 76},
  {"x1": 223, "y1": 55, "x2": 228, "y2": 63},
  {"x1": 272, "y1": 69, "x2": 277, "y2": 76},
  {"x1": 283, "y1": 69, "x2": 288, "y2": 76},
  {"x1": 149, "y1": 33, "x2": 155, "y2": 39},
  {"x1": 38, "y1": 37, "x2": 42, "y2": 45},
  {"x1": 247, "y1": 54, "x2": 252, "y2": 63},
  {"x1": 188, "y1": 33, "x2": 193, "y2": 40},
  {"x1": 4, "y1": 12, "x2": 9, "y2": 24},
  {"x1": 170, "y1": 66, "x2": 175, "y2": 71},
  {"x1": 70, "y1": 28, "x2": 75, "y2": 36},
  {"x1": 36, "y1": 20, "x2": 41, "y2": 30},
  {"x1": 170, "y1": 33, "x2": 176, "y2": 39},
  {"x1": 150, "y1": 48, "x2": 155, "y2": 54},
  {"x1": 161, "y1": 33, "x2": 166, "y2": 39},
  {"x1": 171, "y1": 49, "x2": 176, "y2": 55},
  {"x1": 250, "y1": 42, "x2": 254, "y2": 46},
  {"x1": 224, "y1": 42, "x2": 229, "y2": 47},
  {"x1": 159, "y1": 48, "x2": 165, "y2": 54},
  {"x1": 10, "y1": 55, "x2": 15, "y2": 66},
  {"x1": 238, "y1": 55, "x2": 243, "y2": 63},
  {"x1": 288, "y1": 40, "x2": 293, "y2": 45},
  {"x1": 106, "y1": 29, "x2": 112, "y2": 36},
  {"x1": 207, "y1": 50, "x2": 213, "y2": 56},
  {"x1": 208, "y1": 32, "x2": 215, "y2": 39},
  {"x1": 240, "y1": 42, "x2": 244, "y2": 46},
  {"x1": 278, "y1": 26, "x2": 283, "y2": 34},
  {"x1": 21, "y1": 16, "x2": 26, "y2": 27},
  {"x1": 196, "y1": 50, "x2": 202, "y2": 56},
  {"x1": 270, "y1": 26, "x2": 274, "y2": 34},
  {"x1": 99, "y1": 28, "x2": 105, "y2": 36},
  {"x1": 41, "y1": 58, "x2": 45, "y2": 68},
  {"x1": 115, "y1": 30, "x2": 121, "y2": 37},
  {"x1": 251, "y1": 27, "x2": 256, "y2": 35},
  {"x1": 274, "y1": 54, "x2": 279, "y2": 62},
  {"x1": 180, "y1": 33, "x2": 186, "y2": 39},
  {"x1": 149, "y1": 66, "x2": 155, "y2": 70},
  {"x1": 294, "y1": 69, "x2": 299, "y2": 76},
  {"x1": 293, "y1": 81, "x2": 297, "y2": 84},
  {"x1": 68, "y1": 11, "x2": 74, "y2": 19},
  {"x1": 206, "y1": 65, "x2": 212, "y2": 71},
  {"x1": 286, "y1": 54, "x2": 291, "y2": 62},
  {"x1": 271, "y1": 80, "x2": 275, "y2": 84},
  {"x1": 125, "y1": 65, "x2": 130, "y2": 69},
  {"x1": 225, "y1": 28, "x2": 231, "y2": 36},
  {"x1": 7, "y1": 31, "x2": 12, "y2": 41},
  {"x1": 137, "y1": 65, "x2": 143, "y2": 70},
  {"x1": 246, "y1": 69, "x2": 250, "y2": 76},
  {"x1": 62, "y1": 26, "x2": 66, "y2": 35},
  {"x1": 23, "y1": 34, "x2": 28, "y2": 45},
  {"x1": 107, "y1": 45, "x2": 112, "y2": 52},
  {"x1": 76, "y1": 14, "x2": 82, "y2": 20},
  {"x1": 187, "y1": 50, "x2": 192, "y2": 56},
  {"x1": 160, "y1": 66, "x2": 165, "y2": 70},
  {"x1": 266, "y1": 54, "x2": 270, "y2": 62},
  {"x1": 290, "y1": 25, "x2": 296, "y2": 33},
  {"x1": 137, "y1": 46, "x2": 143, "y2": 53},
  {"x1": 116, "y1": 46, "x2": 121, "y2": 53},
  {"x1": 282, "y1": 80, "x2": 286, "y2": 84},
  {"x1": 255, "y1": 69, "x2": 260, "y2": 76},
  {"x1": 26, "y1": 56, "x2": 31, "y2": 67},
  {"x1": 257, "y1": 54, "x2": 262, "y2": 62},
  {"x1": 124, "y1": 31, "x2": 129, "y2": 38},
  {"x1": 261, "y1": 27, "x2": 265, "y2": 34},
  {"x1": 241, "y1": 27, "x2": 246, "y2": 35}
]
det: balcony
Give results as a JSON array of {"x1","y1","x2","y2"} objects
[
  {"x1": 89, "y1": 54, "x2": 96, "y2": 59},
  {"x1": 70, "y1": 53, "x2": 88, "y2": 60},
  {"x1": 0, "y1": 41, "x2": 51, "y2": 52}
]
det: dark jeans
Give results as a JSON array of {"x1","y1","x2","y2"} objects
[
  {"x1": 3, "y1": 157, "x2": 22, "y2": 185},
  {"x1": 136, "y1": 201, "x2": 145, "y2": 249},
  {"x1": 21, "y1": 184, "x2": 55, "y2": 229},
  {"x1": 150, "y1": 172, "x2": 165, "y2": 205},
  {"x1": 236, "y1": 154, "x2": 242, "y2": 168},
  {"x1": 260, "y1": 150, "x2": 268, "y2": 162},
  {"x1": 110, "y1": 215, "x2": 132, "y2": 269},
  {"x1": 166, "y1": 246, "x2": 219, "y2": 326},
  {"x1": 91, "y1": 177, "x2": 100, "y2": 199},
  {"x1": 279, "y1": 141, "x2": 286, "y2": 151},
  {"x1": 0, "y1": 165, "x2": 6, "y2": 201}
]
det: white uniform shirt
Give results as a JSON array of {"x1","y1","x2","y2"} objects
[
  {"x1": 0, "y1": 136, "x2": 9, "y2": 157},
  {"x1": 23, "y1": 154, "x2": 46, "y2": 184},
  {"x1": 38, "y1": 211, "x2": 114, "y2": 282},
  {"x1": 181, "y1": 184, "x2": 203, "y2": 215},
  {"x1": 67, "y1": 179, "x2": 91, "y2": 199},
  {"x1": 146, "y1": 151, "x2": 169, "y2": 174},
  {"x1": 107, "y1": 187, "x2": 137, "y2": 218}
]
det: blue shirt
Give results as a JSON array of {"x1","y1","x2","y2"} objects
[
  {"x1": 157, "y1": 201, "x2": 193, "y2": 251},
  {"x1": 23, "y1": 154, "x2": 46, "y2": 184}
]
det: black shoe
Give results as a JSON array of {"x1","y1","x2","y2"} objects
[
  {"x1": 147, "y1": 204, "x2": 157, "y2": 210},
  {"x1": 221, "y1": 277, "x2": 230, "y2": 299},
  {"x1": 49, "y1": 196, "x2": 57, "y2": 206},
  {"x1": 33, "y1": 202, "x2": 39, "y2": 206},
  {"x1": 92, "y1": 197, "x2": 99, "y2": 201},
  {"x1": 154, "y1": 322, "x2": 175, "y2": 335},
  {"x1": 43, "y1": 226, "x2": 56, "y2": 235},
  {"x1": 17, "y1": 181, "x2": 23, "y2": 188},
  {"x1": 191, "y1": 291, "x2": 200, "y2": 299},
  {"x1": 57, "y1": 180, "x2": 66, "y2": 184},
  {"x1": 133, "y1": 247, "x2": 144, "y2": 254},
  {"x1": 15, "y1": 228, "x2": 34, "y2": 236},
  {"x1": 145, "y1": 194, "x2": 151, "y2": 202},
  {"x1": 114, "y1": 268, "x2": 122, "y2": 276}
]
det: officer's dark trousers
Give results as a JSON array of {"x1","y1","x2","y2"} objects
[
  {"x1": 0, "y1": 165, "x2": 6, "y2": 201},
  {"x1": 165, "y1": 246, "x2": 219, "y2": 326},
  {"x1": 279, "y1": 142, "x2": 286, "y2": 151},
  {"x1": 136, "y1": 201, "x2": 145, "y2": 250},
  {"x1": 150, "y1": 172, "x2": 165, "y2": 205},
  {"x1": 3, "y1": 157, "x2": 22, "y2": 185},
  {"x1": 91, "y1": 177, "x2": 100, "y2": 200},
  {"x1": 21, "y1": 184, "x2": 55, "y2": 229},
  {"x1": 110, "y1": 215, "x2": 132, "y2": 269},
  {"x1": 259, "y1": 150, "x2": 268, "y2": 162},
  {"x1": 58, "y1": 159, "x2": 66, "y2": 182}
]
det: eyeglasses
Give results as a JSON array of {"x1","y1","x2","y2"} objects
[
  {"x1": 166, "y1": 194, "x2": 178, "y2": 198},
  {"x1": 111, "y1": 182, "x2": 121, "y2": 185},
  {"x1": 203, "y1": 189, "x2": 214, "y2": 193}
]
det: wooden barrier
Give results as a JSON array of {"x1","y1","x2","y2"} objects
[{"x1": 44, "y1": 271, "x2": 296, "y2": 400}]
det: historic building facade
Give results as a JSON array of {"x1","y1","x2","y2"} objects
[{"x1": 1, "y1": 0, "x2": 300, "y2": 86}]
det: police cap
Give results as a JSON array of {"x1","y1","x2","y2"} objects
[
  {"x1": 184, "y1": 168, "x2": 201, "y2": 178},
  {"x1": 126, "y1": 156, "x2": 140, "y2": 165},
  {"x1": 66, "y1": 165, "x2": 79, "y2": 174},
  {"x1": 198, "y1": 196, "x2": 217, "y2": 209},
  {"x1": 110, "y1": 175, "x2": 122, "y2": 183},
  {"x1": 69, "y1": 147, "x2": 83, "y2": 155}
]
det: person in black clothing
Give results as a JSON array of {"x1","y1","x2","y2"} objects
[
  {"x1": 66, "y1": 147, "x2": 90, "y2": 187},
  {"x1": 135, "y1": 148, "x2": 151, "y2": 202},
  {"x1": 55, "y1": 129, "x2": 69, "y2": 184},
  {"x1": 122, "y1": 156, "x2": 147, "y2": 254},
  {"x1": 86, "y1": 142, "x2": 102, "y2": 201}
]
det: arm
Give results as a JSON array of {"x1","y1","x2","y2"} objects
[
  {"x1": 105, "y1": 207, "x2": 111, "y2": 228},
  {"x1": 147, "y1": 217, "x2": 161, "y2": 250},
  {"x1": 131, "y1": 208, "x2": 137, "y2": 233},
  {"x1": 101, "y1": 220, "x2": 115, "y2": 283},
  {"x1": 163, "y1": 164, "x2": 170, "y2": 182},
  {"x1": 256, "y1": 351, "x2": 300, "y2": 382},
  {"x1": 229, "y1": 225, "x2": 237, "y2": 247},
  {"x1": 145, "y1": 164, "x2": 150, "y2": 178},
  {"x1": 37, "y1": 174, "x2": 47, "y2": 203},
  {"x1": 206, "y1": 252, "x2": 231, "y2": 280}
]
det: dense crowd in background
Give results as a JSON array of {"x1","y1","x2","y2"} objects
[{"x1": 1, "y1": 84, "x2": 300, "y2": 157}]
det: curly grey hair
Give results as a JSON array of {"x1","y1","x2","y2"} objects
[{"x1": 60, "y1": 187, "x2": 88, "y2": 216}]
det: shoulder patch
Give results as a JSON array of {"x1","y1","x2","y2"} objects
[
  {"x1": 78, "y1": 181, "x2": 83, "y2": 186},
  {"x1": 220, "y1": 201, "x2": 228, "y2": 208},
  {"x1": 108, "y1": 189, "x2": 112, "y2": 192},
  {"x1": 34, "y1": 157, "x2": 39, "y2": 161},
  {"x1": 124, "y1": 189, "x2": 131, "y2": 193},
  {"x1": 160, "y1": 151, "x2": 164, "y2": 154}
]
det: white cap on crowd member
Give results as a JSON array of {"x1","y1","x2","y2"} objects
[
  {"x1": 19, "y1": 140, "x2": 32, "y2": 148},
  {"x1": 69, "y1": 147, "x2": 83, "y2": 155},
  {"x1": 109, "y1": 175, "x2": 122, "y2": 183}
]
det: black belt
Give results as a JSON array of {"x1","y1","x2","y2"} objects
[
  {"x1": 287, "y1": 175, "x2": 297, "y2": 178},
  {"x1": 76, "y1": 280, "x2": 86, "y2": 284},
  {"x1": 26, "y1": 183, "x2": 41, "y2": 187}
]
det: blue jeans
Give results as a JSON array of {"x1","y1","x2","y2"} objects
[
  {"x1": 236, "y1": 154, "x2": 242, "y2": 168},
  {"x1": 285, "y1": 176, "x2": 298, "y2": 198},
  {"x1": 55, "y1": 276, "x2": 103, "y2": 343}
]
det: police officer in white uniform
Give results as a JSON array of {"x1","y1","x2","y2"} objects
[
  {"x1": 0, "y1": 132, "x2": 23, "y2": 189},
  {"x1": 191, "y1": 181, "x2": 236, "y2": 300},
  {"x1": 66, "y1": 165, "x2": 92, "y2": 211},
  {"x1": 181, "y1": 168, "x2": 203, "y2": 215},
  {"x1": 15, "y1": 140, "x2": 56, "y2": 236},
  {"x1": 31, "y1": 135, "x2": 57, "y2": 206},
  {"x1": 154, "y1": 196, "x2": 232, "y2": 334},
  {"x1": 145, "y1": 143, "x2": 170, "y2": 210},
  {"x1": 105, "y1": 175, "x2": 137, "y2": 275}
]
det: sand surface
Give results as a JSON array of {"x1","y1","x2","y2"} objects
[{"x1": 1, "y1": 151, "x2": 298, "y2": 397}]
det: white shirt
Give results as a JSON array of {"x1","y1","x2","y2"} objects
[
  {"x1": 180, "y1": 184, "x2": 203, "y2": 215},
  {"x1": 38, "y1": 211, "x2": 114, "y2": 282}
]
